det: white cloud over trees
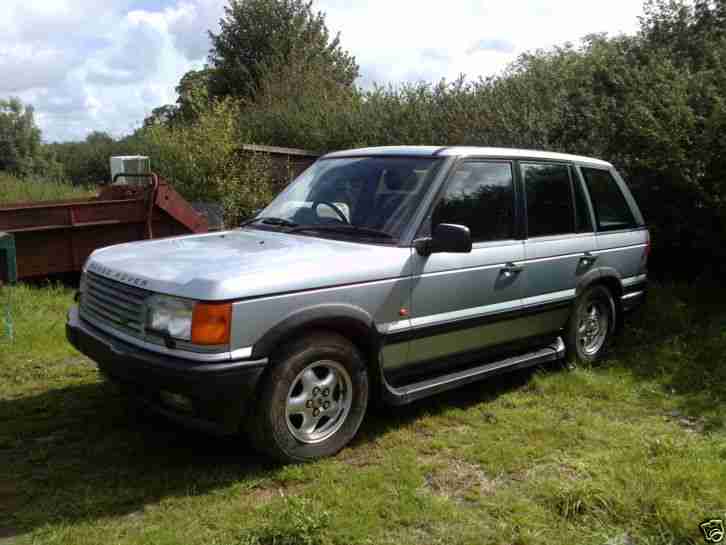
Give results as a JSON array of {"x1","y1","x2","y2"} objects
[{"x1": 0, "y1": 0, "x2": 643, "y2": 142}]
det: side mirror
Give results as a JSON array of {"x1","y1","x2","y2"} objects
[{"x1": 414, "y1": 223, "x2": 472, "y2": 256}]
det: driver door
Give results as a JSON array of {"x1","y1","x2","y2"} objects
[{"x1": 404, "y1": 160, "x2": 526, "y2": 372}]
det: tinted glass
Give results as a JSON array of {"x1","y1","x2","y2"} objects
[
  {"x1": 260, "y1": 156, "x2": 442, "y2": 241},
  {"x1": 523, "y1": 163, "x2": 575, "y2": 237},
  {"x1": 581, "y1": 168, "x2": 636, "y2": 232},
  {"x1": 432, "y1": 162, "x2": 515, "y2": 242}
]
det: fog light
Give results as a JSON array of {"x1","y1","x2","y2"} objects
[{"x1": 160, "y1": 390, "x2": 193, "y2": 413}]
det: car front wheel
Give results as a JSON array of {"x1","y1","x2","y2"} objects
[{"x1": 251, "y1": 331, "x2": 369, "y2": 463}]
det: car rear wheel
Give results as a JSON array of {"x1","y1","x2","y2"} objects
[
  {"x1": 565, "y1": 284, "x2": 617, "y2": 365},
  {"x1": 250, "y1": 331, "x2": 369, "y2": 463}
]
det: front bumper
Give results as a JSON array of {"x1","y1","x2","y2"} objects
[{"x1": 66, "y1": 306, "x2": 267, "y2": 434}]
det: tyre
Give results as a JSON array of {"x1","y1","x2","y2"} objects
[
  {"x1": 564, "y1": 284, "x2": 617, "y2": 365},
  {"x1": 251, "y1": 331, "x2": 369, "y2": 463}
]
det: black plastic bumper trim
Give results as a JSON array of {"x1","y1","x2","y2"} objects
[{"x1": 66, "y1": 306, "x2": 267, "y2": 433}]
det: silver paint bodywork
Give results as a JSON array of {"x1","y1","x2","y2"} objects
[{"x1": 81, "y1": 146, "x2": 648, "y2": 379}]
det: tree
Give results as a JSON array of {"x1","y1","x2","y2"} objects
[
  {"x1": 143, "y1": 105, "x2": 179, "y2": 128},
  {"x1": 0, "y1": 98, "x2": 42, "y2": 175},
  {"x1": 175, "y1": 68, "x2": 213, "y2": 122},
  {"x1": 47, "y1": 131, "x2": 131, "y2": 184},
  {"x1": 207, "y1": 0, "x2": 359, "y2": 101},
  {"x1": 142, "y1": 69, "x2": 214, "y2": 128}
]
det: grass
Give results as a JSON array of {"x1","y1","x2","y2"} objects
[
  {"x1": 1, "y1": 281, "x2": 725, "y2": 544},
  {"x1": 0, "y1": 172, "x2": 95, "y2": 203}
]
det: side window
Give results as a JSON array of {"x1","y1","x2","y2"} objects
[
  {"x1": 581, "y1": 168, "x2": 636, "y2": 232},
  {"x1": 522, "y1": 163, "x2": 575, "y2": 237},
  {"x1": 432, "y1": 162, "x2": 515, "y2": 242}
]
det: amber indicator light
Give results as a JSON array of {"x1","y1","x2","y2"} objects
[{"x1": 191, "y1": 302, "x2": 232, "y2": 345}]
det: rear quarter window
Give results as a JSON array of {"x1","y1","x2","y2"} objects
[{"x1": 581, "y1": 168, "x2": 637, "y2": 232}]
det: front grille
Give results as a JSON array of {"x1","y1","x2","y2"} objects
[{"x1": 80, "y1": 272, "x2": 149, "y2": 337}]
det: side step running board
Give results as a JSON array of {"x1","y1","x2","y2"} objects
[{"x1": 383, "y1": 337, "x2": 565, "y2": 406}]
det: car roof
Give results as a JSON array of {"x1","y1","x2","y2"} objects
[{"x1": 321, "y1": 146, "x2": 612, "y2": 167}]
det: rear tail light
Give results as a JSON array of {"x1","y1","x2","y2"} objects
[{"x1": 643, "y1": 234, "x2": 651, "y2": 265}]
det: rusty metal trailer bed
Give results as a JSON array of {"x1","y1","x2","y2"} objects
[{"x1": 0, "y1": 174, "x2": 208, "y2": 280}]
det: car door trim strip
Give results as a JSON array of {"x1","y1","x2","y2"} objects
[{"x1": 383, "y1": 297, "x2": 573, "y2": 344}]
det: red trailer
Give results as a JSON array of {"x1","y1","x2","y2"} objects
[{"x1": 0, "y1": 174, "x2": 208, "y2": 279}]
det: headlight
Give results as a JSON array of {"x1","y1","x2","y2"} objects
[
  {"x1": 79, "y1": 259, "x2": 91, "y2": 294},
  {"x1": 146, "y1": 295, "x2": 194, "y2": 341},
  {"x1": 145, "y1": 295, "x2": 232, "y2": 345}
]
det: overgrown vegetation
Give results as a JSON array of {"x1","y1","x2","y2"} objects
[
  {"x1": 3, "y1": 0, "x2": 724, "y2": 278},
  {"x1": 139, "y1": 99, "x2": 277, "y2": 224},
  {"x1": 228, "y1": 0, "x2": 726, "y2": 278},
  {"x1": 207, "y1": 0, "x2": 359, "y2": 103},
  {"x1": 0, "y1": 98, "x2": 64, "y2": 180},
  {"x1": 46, "y1": 131, "x2": 136, "y2": 186},
  {"x1": 1, "y1": 283, "x2": 725, "y2": 545},
  {"x1": 0, "y1": 172, "x2": 94, "y2": 203}
]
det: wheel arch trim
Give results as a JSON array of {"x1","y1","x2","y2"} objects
[
  {"x1": 576, "y1": 267, "x2": 623, "y2": 298},
  {"x1": 250, "y1": 303, "x2": 381, "y2": 361}
]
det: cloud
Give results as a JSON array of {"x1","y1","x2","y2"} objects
[
  {"x1": 0, "y1": 0, "x2": 647, "y2": 143},
  {"x1": 0, "y1": 45, "x2": 79, "y2": 93},
  {"x1": 466, "y1": 39, "x2": 515, "y2": 55},
  {"x1": 0, "y1": 0, "x2": 223, "y2": 142},
  {"x1": 421, "y1": 48, "x2": 452, "y2": 64},
  {"x1": 166, "y1": 0, "x2": 226, "y2": 60},
  {"x1": 316, "y1": 0, "x2": 644, "y2": 90},
  {"x1": 86, "y1": 18, "x2": 167, "y2": 85}
]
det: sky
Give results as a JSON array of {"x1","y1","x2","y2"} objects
[{"x1": 0, "y1": 0, "x2": 646, "y2": 143}]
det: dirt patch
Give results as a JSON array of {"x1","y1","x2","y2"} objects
[
  {"x1": 0, "y1": 527, "x2": 21, "y2": 545},
  {"x1": 247, "y1": 486, "x2": 279, "y2": 503},
  {"x1": 410, "y1": 423, "x2": 436, "y2": 438},
  {"x1": 245, "y1": 481, "x2": 306, "y2": 505},
  {"x1": 56, "y1": 356, "x2": 93, "y2": 367},
  {"x1": 0, "y1": 482, "x2": 21, "y2": 545},
  {"x1": 422, "y1": 458, "x2": 498, "y2": 502},
  {"x1": 527, "y1": 462, "x2": 583, "y2": 481},
  {"x1": 338, "y1": 444, "x2": 385, "y2": 468},
  {"x1": 508, "y1": 461, "x2": 584, "y2": 484},
  {"x1": 666, "y1": 410, "x2": 705, "y2": 434},
  {"x1": 0, "y1": 481, "x2": 20, "y2": 514}
]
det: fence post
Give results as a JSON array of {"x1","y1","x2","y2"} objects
[
  {"x1": 0, "y1": 232, "x2": 15, "y2": 342},
  {"x1": 0, "y1": 232, "x2": 16, "y2": 284}
]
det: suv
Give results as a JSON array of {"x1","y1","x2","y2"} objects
[{"x1": 67, "y1": 146, "x2": 648, "y2": 462}]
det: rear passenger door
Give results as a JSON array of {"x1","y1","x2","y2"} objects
[
  {"x1": 579, "y1": 166, "x2": 646, "y2": 282},
  {"x1": 520, "y1": 162, "x2": 596, "y2": 335}
]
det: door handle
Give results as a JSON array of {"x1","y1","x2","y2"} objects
[{"x1": 501, "y1": 262, "x2": 523, "y2": 276}]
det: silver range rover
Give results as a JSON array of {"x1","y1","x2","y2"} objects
[{"x1": 67, "y1": 146, "x2": 649, "y2": 462}]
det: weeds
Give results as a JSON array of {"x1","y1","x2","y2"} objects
[
  {"x1": 237, "y1": 498, "x2": 331, "y2": 545},
  {"x1": 0, "y1": 172, "x2": 94, "y2": 203}
]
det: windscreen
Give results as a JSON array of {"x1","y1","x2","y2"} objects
[{"x1": 258, "y1": 156, "x2": 443, "y2": 241}]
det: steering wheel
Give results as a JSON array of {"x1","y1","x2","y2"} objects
[{"x1": 313, "y1": 201, "x2": 349, "y2": 224}]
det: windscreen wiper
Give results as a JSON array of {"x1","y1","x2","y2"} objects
[
  {"x1": 289, "y1": 224, "x2": 394, "y2": 239},
  {"x1": 240, "y1": 216, "x2": 298, "y2": 228}
]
